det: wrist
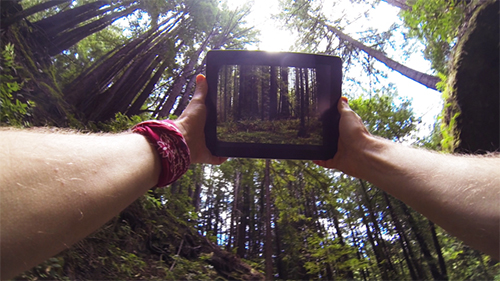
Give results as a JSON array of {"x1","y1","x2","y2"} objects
[
  {"x1": 356, "y1": 135, "x2": 401, "y2": 183},
  {"x1": 346, "y1": 134, "x2": 387, "y2": 180},
  {"x1": 132, "y1": 120, "x2": 191, "y2": 187}
]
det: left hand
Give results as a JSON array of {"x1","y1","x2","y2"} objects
[{"x1": 174, "y1": 74, "x2": 227, "y2": 165}]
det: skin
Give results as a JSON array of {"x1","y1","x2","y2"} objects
[
  {"x1": 0, "y1": 74, "x2": 225, "y2": 279},
  {"x1": 1, "y1": 76, "x2": 498, "y2": 278},
  {"x1": 315, "y1": 97, "x2": 500, "y2": 259}
]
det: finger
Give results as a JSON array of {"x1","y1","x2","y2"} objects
[
  {"x1": 191, "y1": 74, "x2": 208, "y2": 103},
  {"x1": 338, "y1": 96, "x2": 350, "y2": 111}
]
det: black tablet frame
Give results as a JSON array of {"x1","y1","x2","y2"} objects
[{"x1": 205, "y1": 50, "x2": 342, "y2": 160}]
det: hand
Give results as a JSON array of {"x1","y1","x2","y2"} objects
[
  {"x1": 174, "y1": 74, "x2": 227, "y2": 165},
  {"x1": 314, "y1": 97, "x2": 375, "y2": 178}
]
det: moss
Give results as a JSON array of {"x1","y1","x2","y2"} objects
[
  {"x1": 442, "y1": 0, "x2": 499, "y2": 153},
  {"x1": 438, "y1": 73, "x2": 461, "y2": 152}
]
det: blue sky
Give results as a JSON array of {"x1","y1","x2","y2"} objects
[{"x1": 226, "y1": 0, "x2": 444, "y2": 137}]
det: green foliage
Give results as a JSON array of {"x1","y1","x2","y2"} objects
[
  {"x1": 97, "y1": 112, "x2": 151, "y2": 132},
  {"x1": 304, "y1": 234, "x2": 368, "y2": 277},
  {"x1": 53, "y1": 25, "x2": 129, "y2": 85},
  {"x1": 0, "y1": 43, "x2": 33, "y2": 126},
  {"x1": 402, "y1": 0, "x2": 466, "y2": 73},
  {"x1": 7, "y1": 1, "x2": 498, "y2": 280},
  {"x1": 349, "y1": 88, "x2": 419, "y2": 141}
]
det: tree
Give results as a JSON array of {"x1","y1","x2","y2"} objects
[
  {"x1": 278, "y1": 0, "x2": 440, "y2": 90},
  {"x1": 4, "y1": 0, "x2": 499, "y2": 279}
]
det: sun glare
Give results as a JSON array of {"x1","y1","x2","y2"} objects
[{"x1": 223, "y1": 0, "x2": 443, "y2": 136}]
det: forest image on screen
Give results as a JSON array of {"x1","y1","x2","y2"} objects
[{"x1": 216, "y1": 65, "x2": 326, "y2": 145}]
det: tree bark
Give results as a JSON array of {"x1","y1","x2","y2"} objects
[
  {"x1": 236, "y1": 183, "x2": 250, "y2": 258},
  {"x1": 399, "y1": 201, "x2": 447, "y2": 280},
  {"x1": 279, "y1": 67, "x2": 290, "y2": 117},
  {"x1": 332, "y1": 212, "x2": 355, "y2": 279},
  {"x1": 65, "y1": 28, "x2": 156, "y2": 109},
  {"x1": 359, "y1": 180, "x2": 397, "y2": 278},
  {"x1": 383, "y1": 192, "x2": 420, "y2": 280},
  {"x1": 48, "y1": 5, "x2": 139, "y2": 56},
  {"x1": 429, "y1": 220, "x2": 448, "y2": 279},
  {"x1": 34, "y1": 1, "x2": 108, "y2": 36},
  {"x1": 157, "y1": 31, "x2": 213, "y2": 117},
  {"x1": 2, "y1": 0, "x2": 72, "y2": 27},
  {"x1": 383, "y1": 0, "x2": 412, "y2": 10},
  {"x1": 325, "y1": 24, "x2": 440, "y2": 90},
  {"x1": 126, "y1": 59, "x2": 170, "y2": 117},
  {"x1": 264, "y1": 160, "x2": 273, "y2": 280},
  {"x1": 226, "y1": 169, "x2": 241, "y2": 251}
]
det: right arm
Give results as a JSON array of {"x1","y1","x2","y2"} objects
[{"x1": 316, "y1": 97, "x2": 500, "y2": 259}]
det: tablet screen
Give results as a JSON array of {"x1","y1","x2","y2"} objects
[{"x1": 205, "y1": 50, "x2": 342, "y2": 160}]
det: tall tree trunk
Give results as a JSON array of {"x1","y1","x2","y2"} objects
[
  {"x1": 359, "y1": 180, "x2": 397, "y2": 278},
  {"x1": 264, "y1": 160, "x2": 273, "y2": 280},
  {"x1": 65, "y1": 27, "x2": 158, "y2": 110},
  {"x1": 279, "y1": 67, "x2": 290, "y2": 117},
  {"x1": 237, "y1": 183, "x2": 250, "y2": 258},
  {"x1": 274, "y1": 205, "x2": 285, "y2": 280},
  {"x1": 227, "y1": 169, "x2": 241, "y2": 251},
  {"x1": 360, "y1": 205, "x2": 389, "y2": 280},
  {"x1": 429, "y1": 220, "x2": 448, "y2": 279},
  {"x1": 88, "y1": 51, "x2": 160, "y2": 121},
  {"x1": 269, "y1": 66, "x2": 278, "y2": 120},
  {"x1": 157, "y1": 31, "x2": 213, "y2": 117},
  {"x1": 192, "y1": 164, "x2": 203, "y2": 212},
  {"x1": 2, "y1": 0, "x2": 72, "y2": 27},
  {"x1": 347, "y1": 209, "x2": 369, "y2": 281},
  {"x1": 48, "y1": 5, "x2": 139, "y2": 56},
  {"x1": 325, "y1": 23, "x2": 439, "y2": 90},
  {"x1": 383, "y1": 192, "x2": 420, "y2": 280},
  {"x1": 332, "y1": 212, "x2": 355, "y2": 279},
  {"x1": 126, "y1": 58, "x2": 171, "y2": 117},
  {"x1": 399, "y1": 201, "x2": 447, "y2": 280},
  {"x1": 172, "y1": 72, "x2": 199, "y2": 116},
  {"x1": 34, "y1": 1, "x2": 108, "y2": 35}
]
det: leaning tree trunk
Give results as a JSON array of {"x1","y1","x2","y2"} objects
[
  {"x1": 1, "y1": 0, "x2": 72, "y2": 27},
  {"x1": 64, "y1": 27, "x2": 158, "y2": 109},
  {"x1": 172, "y1": 64, "x2": 205, "y2": 116},
  {"x1": 47, "y1": 5, "x2": 139, "y2": 56},
  {"x1": 126, "y1": 58, "x2": 171, "y2": 117},
  {"x1": 382, "y1": 0, "x2": 411, "y2": 10},
  {"x1": 325, "y1": 23, "x2": 440, "y2": 90},
  {"x1": 157, "y1": 31, "x2": 213, "y2": 118}
]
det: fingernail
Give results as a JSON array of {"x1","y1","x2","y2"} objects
[{"x1": 196, "y1": 74, "x2": 205, "y2": 83}]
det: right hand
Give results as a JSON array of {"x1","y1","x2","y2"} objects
[{"x1": 314, "y1": 97, "x2": 375, "y2": 178}]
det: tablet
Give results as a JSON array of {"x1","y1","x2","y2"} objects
[{"x1": 205, "y1": 50, "x2": 342, "y2": 160}]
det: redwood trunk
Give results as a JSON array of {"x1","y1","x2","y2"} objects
[{"x1": 326, "y1": 24, "x2": 439, "y2": 90}]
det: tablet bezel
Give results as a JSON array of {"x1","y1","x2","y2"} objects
[{"x1": 205, "y1": 50, "x2": 342, "y2": 160}]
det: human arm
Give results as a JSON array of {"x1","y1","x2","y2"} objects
[
  {"x1": 0, "y1": 74, "x2": 224, "y2": 279},
  {"x1": 315, "y1": 97, "x2": 500, "y2": 259}
]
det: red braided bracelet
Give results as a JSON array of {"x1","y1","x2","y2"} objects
[{"x1": 132, "y1": 120, "x2": 191, "y2": 187}]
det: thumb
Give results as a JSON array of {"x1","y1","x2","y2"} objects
[
  {"x1": 191, "y1": 74, "x2": 208, "y2": 103},
  {"x1": 338, "y1": 96, "x2": 349, "y2": 110}
]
